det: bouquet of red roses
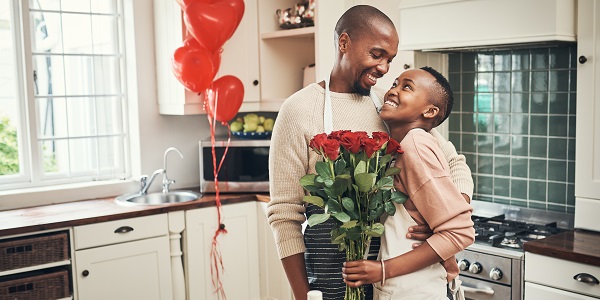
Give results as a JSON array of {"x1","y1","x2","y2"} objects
[{"x1": 300, "y1": 130, "x2": 407, "y2": 300}]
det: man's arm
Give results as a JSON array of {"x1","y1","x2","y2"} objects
[{"x1": 282, "y1": 253, "x2": 310, "y2": 300}]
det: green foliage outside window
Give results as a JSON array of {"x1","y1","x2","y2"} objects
[{"x1": 0, "y1": 116, "x2": 19, "y2": 175}]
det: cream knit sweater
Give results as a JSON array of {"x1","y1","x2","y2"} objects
[{"x1": 267, "y1": 83, "x2": 474, "y2": 259}]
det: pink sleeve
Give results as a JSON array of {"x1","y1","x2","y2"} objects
[{"x1": 396, "y1": 130, "x2": 475, "y2": 261}]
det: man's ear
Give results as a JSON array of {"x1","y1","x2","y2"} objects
[
  {"x1": 338, "y1": 32, "x2": 350, "y2": 53},
  {"x1": 423, "y1": 106, "x2": 440, "y2": 120}
]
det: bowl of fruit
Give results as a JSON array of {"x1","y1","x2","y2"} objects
[{"x1": 230, "y1": 113, "x2": 275, "y2": 139}]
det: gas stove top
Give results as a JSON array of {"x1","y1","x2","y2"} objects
[{"x1": 472, "y1": 214, "x2": 565, "y2": 251}]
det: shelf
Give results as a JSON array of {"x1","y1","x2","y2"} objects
[
  {"x1": 0, "y1": 260, "x2": 71, "y2": 277},
  {"x1": 261, "y1": 26, "x2": 315, "y2": 39}
]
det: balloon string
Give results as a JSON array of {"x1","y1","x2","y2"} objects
[{"x1": 206, "y1": 89, "x2": 228, "y2": 300}]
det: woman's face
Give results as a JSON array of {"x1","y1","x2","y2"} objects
[
  {"x1": 379, "y1": 69, "x2": 437, "y2": 125},
  {"x1": 339, "y1": 22, "x2": 399, "y2": 95}
]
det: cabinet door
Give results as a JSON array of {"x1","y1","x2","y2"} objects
[
  {"x1": 185, "y1": 202, "x2": 260, "y2": 300},
  {"x1": 575, "y1": 0, "x2": 600, "y2": 230},
  {"x1": 75, "y1": 236, "x2": 173, "y2": 300},
  {"x1": 153, "y1": 0, "x2": 260, "y2": 115},
  {"x1": 525, "y1": 282, "x2": 598, "y2": 300}
]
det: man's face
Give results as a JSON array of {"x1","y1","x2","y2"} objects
[
  {"x1": 379, "y1": 69, "x2": 437, "y2": 124},
  {"x1": 341, "y1": 23, "x2": 399, "y2": 96}
]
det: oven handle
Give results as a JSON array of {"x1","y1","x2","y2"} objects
[{"x1": 461, "y1": 284, "x2": 495, "y2": 295}]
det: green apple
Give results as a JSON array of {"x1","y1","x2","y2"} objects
[
  {"x1": 263, "y1": 118, "x2": 275, "y2": 131},
  {"x1": 243, "y1": 121, "x2": 258, "y2": 132},
  {"x1": 256, "y1": 125, "x2": 265, "y2": 133},
  {"x1": 230, "y1": 121, "x2": 243, "y2": 132}
]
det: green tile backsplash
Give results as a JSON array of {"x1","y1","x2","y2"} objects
[{"x1": 448, "y1": 45, "x2": 576, "y2": 213}]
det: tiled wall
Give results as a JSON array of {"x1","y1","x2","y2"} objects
[{"x1": 447, "y1": 45, "x2": 576, "y2": 213}]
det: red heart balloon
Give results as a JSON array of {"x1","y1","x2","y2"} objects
[
  {"x1": 183, "y1": 35, "x2": 222, "y2": 78},
  {"x1": 184, "y1": 1, "x2": 238, "y2": 52},
  {"x1": 205, "y1": 75, "x2": 244, "y2": 122},
  {"x1": 176, "y1": 0, "x2": 214, "y2": 10},
  {"x1": 171, "y1": 45, "x2": 214, "y2": 94},
  {"x1": 220, "y1": 0, "x2": 245, "y2": 32}
]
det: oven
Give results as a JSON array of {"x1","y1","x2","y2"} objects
[{"x1": 458, "y1": 201, "x2": 574, "y2": 300}]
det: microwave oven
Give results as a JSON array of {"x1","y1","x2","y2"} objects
[{"x1": 199, "y1": 138, "x2": 271, "y2": 193}]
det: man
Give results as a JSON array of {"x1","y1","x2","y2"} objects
[{"x1": 267, "y1": 5, "x2": 473, "y2": 300}]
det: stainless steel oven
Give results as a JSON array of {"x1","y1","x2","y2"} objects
[
  {"x1": 458, "y1": 201, "x2": 574, "y2": 300},
  {"x1": 199, "y1": 137, "x2": 271, "y2": 193}
]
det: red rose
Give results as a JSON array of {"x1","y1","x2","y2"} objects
[
  {"x1": 309, "y1": 133, "x2": 328, "y2": 153},
  {"x1": 385, "y1": 138, "x2": 404, "y2": 155},
  {"x1": 354, "y1": 131, "x2": 369, "y2": 143},
  {"x1": 339, "y1": 131, "x2": 363, "y2": 154},
  {"x1": 322, "y1": 139, "x2": 341, "y2": 161},
  {"x1": 372, "y1": 132, "x2": 390, "y2": 150},
  {"x1": 363, "y1": 137, "x2": 381, "y2": 158},
  {"x1": 328, "y1": 130, "x2": 350, "y2": 141}
]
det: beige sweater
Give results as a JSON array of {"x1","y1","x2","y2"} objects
[{"x1": 267, "y1": 83, "x2": 474, "y2": 259}]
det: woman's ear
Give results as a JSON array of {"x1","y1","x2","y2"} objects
[{"x1": 423, "y1": 106, "x2": 440, "y2": 120}]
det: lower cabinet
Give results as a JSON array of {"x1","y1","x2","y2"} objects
[
  {"x1": 524, "y1": 252, "x2": 600, "y2": 300},
  {"x1": 185, "y1": 201, "x2": 260, "y2": 300},
  {"x1": 73, "y1": 214, "x2": 173, "y2": 300}
]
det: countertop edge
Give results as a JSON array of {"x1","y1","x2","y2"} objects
[
  {"x1": 0, "y1": 192, "x2": 270, "y2": 238},
  {"x1": 524, "y1": 229, "x2": 600, "y2": 267}
]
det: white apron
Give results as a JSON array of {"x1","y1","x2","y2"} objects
[{"x1": 374, "y1": 204, "x2": 448, "y2": 300}]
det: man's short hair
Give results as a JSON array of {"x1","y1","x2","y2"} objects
[{"x1": 334, "y1": 5, "x2": 394, "y2": 43}]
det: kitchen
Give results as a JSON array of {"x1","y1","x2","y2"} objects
[{"x1": 0, "y1": 0, "x2": 599, "y2": 300}]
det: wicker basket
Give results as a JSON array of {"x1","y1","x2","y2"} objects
[
  {"x1": 0, "y1": 269, "x2": 70, "y2": 300},
  {"x1": 0, "y1": 232, "x2": 69, "y2": 272}
]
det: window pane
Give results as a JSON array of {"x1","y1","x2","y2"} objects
[
  {"x1": 92, "y1": 15, "x2": 118, "y2": 54},
  {"x1": 37, "y1": 97, "x2": 69, "y2": 139},
  {"x1": 64, "y1": 55, "x2": 95, "y2": 95},
  {"x1": 41, "y1": 139, "x2": 68, "y2": 175},
  {"x1": 94, "y1": 56, "x2": 121, "y2": 94},
  {"x1": 0, "y1": 1, "x2": 22, "y2": 177},
  {"x1": 29, "y1": 0, "x2": 60, "y2": 11},
  {"x1": 97, "y1": 97, "x2": 123, "y2": 135},
  {"x1": 33, "y1": 54, "x2": 66, "y2": 95},
  {"x1": 62, "y1": 13, "x2": 93, "y2": 54},
  {"x1": 30, "y1": 11, "x2": 63, "y2": 53},
  {"x1": 61, "y1": 0, "x2": 90, "y2": 14},
  {"x1": 97, "y1": 136, "x2": 125, "y2": 179},
  {"x1": 67, "y1": 97, "x2": 97, "y2": 137},
  {"x1": 91, "y1": 0, "x2": 118, "y2": 14},
  {"x1": 69, "y1": 137, "x2": 98, "y2": 176}
]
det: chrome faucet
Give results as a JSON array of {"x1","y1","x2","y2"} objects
[
  {"x1": 162, "y1": 147, "x2": 184, "y2": 193},
  {"x1": 139, "y1": 147, "x2": 184, "y2": 194}
]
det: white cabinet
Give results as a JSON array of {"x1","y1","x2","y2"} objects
[
  {"x1": 575, "y1": 0, "x2": 600, "y2": 232},
  {"x1": 73, "y1": 214, "x2": 173, "y2": 300},
  {"x1": 524, "y1": 252, "x2": 600, "y2": 299},
  {"x1": 153, "y1": 0, "x2": 260, "y2": 115},
  {"x1": 184, "y1": 201, "x2": 260, "y2": 300},
  {"x1": 257, "y1": 201, "x2": 293, "y2": 300}
]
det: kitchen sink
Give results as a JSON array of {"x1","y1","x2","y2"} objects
[{"x1": 115, "y1": 190, "x2": 201, "y2": 205}]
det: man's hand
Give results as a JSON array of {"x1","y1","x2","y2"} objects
[
  {"x1": 407, "y1": 193, "x2": 471, "y2": 249},
  {"x1": 342, "y1": 260, "x2": 382, "y2": 287}
]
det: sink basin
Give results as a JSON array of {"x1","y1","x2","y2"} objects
[{"x1": 115, "y1": 190, "x2": 201, "y2": 205}]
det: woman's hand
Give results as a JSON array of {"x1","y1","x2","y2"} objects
[
  {"x1": 407, "y1": 224, "x2": 433, "y2": 248},
  {"x1": 342, "y1": 260, "x2": 382, "y2": 287}
]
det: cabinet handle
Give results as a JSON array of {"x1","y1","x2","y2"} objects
[
  {"x1": 579, "y1": 56, "x2": 588, "y2": 64},
  {"x1": 82, "y1": 270, "x2": 90, "y2": 277},
  {"x1": 253, "y1": 80, "x2": 259, "y2": 86},
  {"x1": 573, "y1": 273, "x2": 599, "y2": 285},
  {"x1": 114, "y1": 226, "x2": 134, "y2": 234}
]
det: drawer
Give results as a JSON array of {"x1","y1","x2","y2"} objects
[
  {"x1": 74, "y1": 214, "x2": 168, "y2": 250},
  {"x1": 525, "y1": 252, "x2": 600, "y2": 298},
  {"x1": 525, "y1": 282, "x2": 599, "y2": 300}
]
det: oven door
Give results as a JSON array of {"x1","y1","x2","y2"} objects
[{"x1": 461, "y1": 276, "x2": 512, "y2": 300}]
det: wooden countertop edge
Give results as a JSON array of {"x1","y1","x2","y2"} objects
[
  {"x1": 524, "y1": 229, "x2": 600, "y2": 267},
  {"x1": 0, "y1": 192, "x2": 270, "y2": 238}
]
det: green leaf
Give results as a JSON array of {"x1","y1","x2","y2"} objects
[
  {"x1": 299, "y1": 174, "x2": 317, "y2": 188},
  {"x1": 370, "y1": 191, "x2": 383, "y2": 209},
  {"x1": 303, "y1": 195, "x2": 325, "y2": 207},
  {"x1": 315, "y1": 161, "x2": 332, "y2": 178},
  {"x1": 375, "y1": 177, "x2": 394, "y2": 190},
  {"x1": 391, "y1": 191, "x2": 409, "y2": 204},
  {"x1": 384, "y1": 201, "x2": 396, "y2": 215},
  {"x1": 384, "y1": 166, "x2": 401, "y2": 177},
  {"x1": 333, "y1": 212, "x2": 350, "y2": 223},
  {"x1": 332, "y1": 232, "x2": 346, "y2": 244},
  {"x1": 366, "y1": 223, "x2": 385, "y2": 237},
  {"x1": 354, "y1": 160, "x2": 367, "y2": 175},
  {"x1": 340, "y1": 220, "x2": 358, "y2": 229},
  {"x1": 368, "y1": 205, "x2": 384, "y2": 221},
  {"x1": 355, "y1": 173, "x2": 376, "y2": 192},
  {"x1": 330, "y1": 177, "x2": 347, "y2": 196},
  {"x1": 379, "y1": 154, "x2": 392, "y2": 168},
  {"x1": 326, "y1": 198, "x2": 342, "y2": 213},
  {"x1": 346, "y1": 227, "x2": 361, "y2": 240},
  {"x1": 307, "y1": 213, "x2": 330, "y2": 227},
  {"x1": 341, "y1": 197, "x2": 355, "y2": 211},
  {"x1": 334, "y1": 158, "x2": 347, "y2": 175}
]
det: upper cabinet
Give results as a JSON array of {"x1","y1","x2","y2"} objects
[
  {"x1": 397, "y1": 0, "x2": 576, "y2": 51},
  {"x1": 575, "y1": 0, "x2": 600, "y2": 232}
]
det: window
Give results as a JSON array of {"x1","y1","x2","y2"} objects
[{"x1": 0, "y1": 0, "x2": 129, "y2": 190}]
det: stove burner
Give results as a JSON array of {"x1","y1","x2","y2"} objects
[{"x1": 471, "y1": 214, "x2": 565, "y2": 251}]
